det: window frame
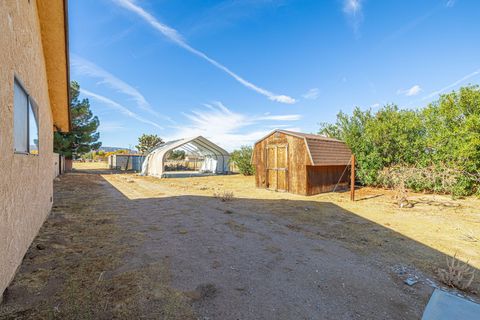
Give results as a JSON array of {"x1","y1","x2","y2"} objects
[{"x1": 13, "y1": 77, "x2": 39, "y2": 156}]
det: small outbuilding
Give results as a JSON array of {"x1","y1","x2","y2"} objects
[
  {"x1": 108, "y1": 154, "x2": 145, "y2": 171},
  {"x1": 252, "y1": 130, "x2": 352, "y2": 195},
  {"x1": 141, "y1": 136, "x2": 230, "y2": 178}
]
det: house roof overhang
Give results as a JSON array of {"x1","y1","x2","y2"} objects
[{"x1": 37, "y1": 0, "x2": 71, "y2": 132}]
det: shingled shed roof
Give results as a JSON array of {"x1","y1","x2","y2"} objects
[
  {"x1": 305, "y1": 138, "x2": 351, "y2": 166},
  {"x1": 262, "y1": 130, "x2": 352, "y2": 166}
]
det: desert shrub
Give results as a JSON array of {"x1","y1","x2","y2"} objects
[
  {"x1": 378, "y1": 164, "x2": 459, "y2": 194},
  {"x1": 230, "y1": 146, "x2": 255, "y2": 176},
  {"x1": 319, "y1": 85, "x2": 480, "y2": 196},
  {"x1": 213, "y1": 191, "x2": 234, "y2": 201},
  {"x1": 437, "y1": 254, "x2": 475, "y2": 292}
]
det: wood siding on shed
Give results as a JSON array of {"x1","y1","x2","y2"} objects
[
  {"x1": 254, "y1": 130, "x2": 352, "y2": 196},
  {"x1": 254, "y1": 131, "x2": 311, "y2": 195},
  {"x1": 306, "y1": 165, "x2": 350, "y2": 195}
]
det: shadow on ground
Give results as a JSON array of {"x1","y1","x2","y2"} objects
[{"x1": 0, "y1": 172, "x2": 478, "y2": 320}]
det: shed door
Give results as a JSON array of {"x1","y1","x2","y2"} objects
[{"x1": 266, "y1": 144, "x2": 288, "y2": 192}]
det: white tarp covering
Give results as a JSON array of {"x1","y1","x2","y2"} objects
[
  {"x1": 141, "y1": 136, "x2": 230, "y2": 177},
  {"x1": 200, "y1": 158, "x2": 218, "y2": 173}
]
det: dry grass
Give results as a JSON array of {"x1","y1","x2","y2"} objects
[
  {"x1": 102, "y1": 173, "x2": 480, "y2": 295},
  {"x1": 225, "y1": 219, "x2": 248, "y2": 236},
  {"x1": 437, "y1": 254, "x2": 476, "y2": 292},
  {"x1": 73, "y1": 161, "x2": 109, "y2": 170},
  {"x1": 0, "y1": 173, "x2": 195, "y2": 320},
  {"x1": 3, "y1": 167, "x2": 479, "y2": 318},
  {"x1": 213, "y1": 190, "x2": 235, "y2": 202}
]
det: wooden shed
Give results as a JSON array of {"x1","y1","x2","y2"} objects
[{"x1": 252, "y1": 130, "x2": 352, "y2": 195}]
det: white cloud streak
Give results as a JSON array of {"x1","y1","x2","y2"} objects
[
  {"x1": 99, "y1": 121, "x2": 126, "y2": 133},
  {"x1": 81, "y1": 89, "x2": 164, "y2": 130},
  {"x1": 397, "y1": 85, "x2": 422, "y2": 96},
  {"x1": 257, "y1": 114, "x2": 302, "y2": 121},
  {"x1": 112, "y1": 0, "x2": 296, "y2": 104},
  {"x1": 342, "y1": 0, "x2": 363, "y2": 36},
  {"x1": 302, "y1": 88, "x2": 320, "y2": 100},
  {"x1": 166, "y1": 102, "x2": 301, "y2": 150},
  {"x1": 71, "y1": 55, "x2": 173, "y2": 123},
  {"x1": 446, "y1": 0, "x2": 456, "y2": 8},
  {"x1": 422, "y1": 68, "x2": 480, "y2": 101}
]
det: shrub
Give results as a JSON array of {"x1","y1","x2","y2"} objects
[
  {"x1": 377, "y1": 164, "x2": 478, "y2": 198},
  {"x1": 213, "y1": 191, "x2": 234, "y2": 201},
  {"x1": 319, "y1": 85, "x2": 480, "y2": 196},
  {"x1": 437, "y1": 254, "x2": 475, "y2": 292},
  {"x1": 230, "y1": 146, "x2": 255, "y2": 176}
]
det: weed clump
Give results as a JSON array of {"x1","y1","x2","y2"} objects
[
  {"x1": 214, "y1": 191, "x2": 234, "y2": 202},
  {"x1": 437, "y1": 254, "x2": 475, "y2": 292}
]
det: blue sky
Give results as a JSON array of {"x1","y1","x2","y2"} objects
[{"x1": 70, "y1": 0, "x2": 480, "y2": 150}]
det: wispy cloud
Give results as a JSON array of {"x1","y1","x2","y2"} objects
[
  {"x1": 99, "y1": 121, "x2": 126, "y2": 133},
  {"x1": 397, "y1": 85, "x2": 422, "y2": 97},
  {"x1": 342, "y1": 0, "x2": 363, "y2": 36},
  {"x1": 385, "y1": 9, "x2": 436, "y2": 43},
  {"x1": 189, "y1": 0, "x2": 288, "y2": 35},
  {"x1": 81, "y1": 89, "x2": 164, "y2": 130},
  {"x1": 71, "y1": 55, "x2": 173, "y2": 122},
  {"x1": 384, "y1": 2, "x2": 455, "y2": 44},
  {"x1": 422, "y1": 68, "x2": 480, "y2": 101},
  {"x1": 111, "y1": 0, "x2": 295, "y2": 104},
  {"x1": 446, "y1": 0, "x2": 456, "y2": 8},
  {"x1": 166, "y1": 102, "x2": 301, "y2": 150},
  {"x1": 302, "y1": 88, "x2": 320, "y2": 100},
  {"x1": 257, "y1": 114, "x2": 302, "y2": 121}
]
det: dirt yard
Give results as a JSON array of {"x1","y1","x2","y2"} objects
[{"x1": 1, "y1": 162, "x2": 479, "y2": 319}]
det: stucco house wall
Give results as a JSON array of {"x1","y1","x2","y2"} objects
[{"x1": 0, "y1": 0, "x2": 69, "y2": 298}]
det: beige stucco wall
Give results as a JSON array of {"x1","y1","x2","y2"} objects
[{"x1": 0, "y1": 0, "x2": 56, "y2": 298}]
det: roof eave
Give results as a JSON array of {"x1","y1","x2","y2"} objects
[{"x1": 37, "y1": 0, "x2": 71, "y2": 132}]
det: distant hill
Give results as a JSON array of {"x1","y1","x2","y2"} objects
[{"x1": 99, "y1": 146, "x2": 137, "y2": 153}]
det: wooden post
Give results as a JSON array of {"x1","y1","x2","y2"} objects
[{"x1": 350, "y1": 154, "x2": 355, "y2": 201}]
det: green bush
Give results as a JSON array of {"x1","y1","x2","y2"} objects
[
  {"x1": 319, "y1": 85, "x2": 480, "y2": 196},
  {"x1": 230, "y1": 146, "x2": 255, "y2": 176}
]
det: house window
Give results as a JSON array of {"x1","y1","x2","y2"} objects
[
  {"x1": 29, "y1": 100, "x2": 39, "y2": 154},
  {"x1": 14, "y1": 79, "x2": 39, "y2": 154}
]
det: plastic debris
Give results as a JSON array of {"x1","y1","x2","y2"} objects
[{"x1": 404, "y1": 277, "x2": 419, "y2": 286}]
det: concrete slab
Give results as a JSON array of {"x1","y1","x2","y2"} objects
[
  {"x1": 422, "y1": 289, "x2": 480, "y2": 320},
  {"x1": 161, "y1": 171, "x2": 216, "y2": 178}
]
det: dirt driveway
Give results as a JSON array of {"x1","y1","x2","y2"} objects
[{"x1": 1, "y1": 168, "x2": 479, "y2": 319}]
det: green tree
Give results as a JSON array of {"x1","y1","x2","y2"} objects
[
  {"x1": 422, "y1": 85, "x2": 480, "y2": 194},
  {"x1": 319, "y1": 105, "x2": 426, "y2": 185},
  {"x1": 136, "y1": 134, "x2": 163, "y2": 154},
  {"x1": 54, "y1": 81, "x2": 101, "y2": 159},
  {"x1": 168, "y1": 150, "x2": 186, "y2": 160},
  {"x1": 230, "y1": 146, "x2": 255, "y2": 176},
  {"x1": 319, "y1": 85, "x2": 480, "y2": 195}
]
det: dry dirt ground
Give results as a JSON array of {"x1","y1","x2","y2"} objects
[{"x1": 1, "y1": 162, "x2": 479, "y2": 319}]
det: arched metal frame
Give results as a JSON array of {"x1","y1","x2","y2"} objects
[{"x1": 141, "y1": 136, "x2": 230, "y2": 177}]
